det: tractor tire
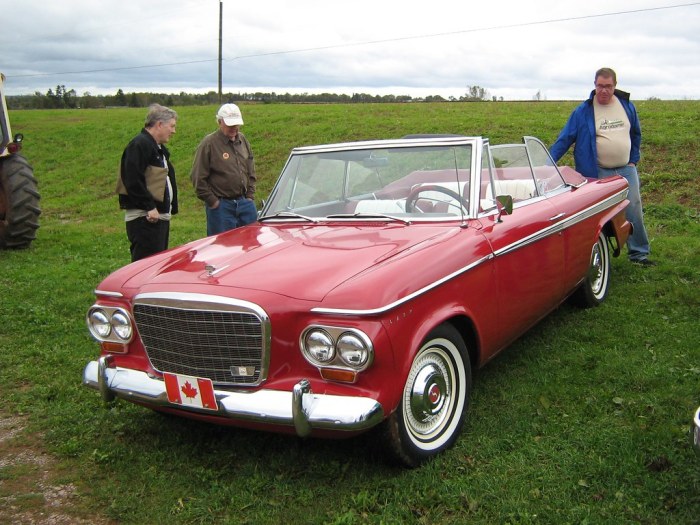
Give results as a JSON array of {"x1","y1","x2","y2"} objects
[{"x1": 0, "y1": 154, "x2": 40, "y2": 249}]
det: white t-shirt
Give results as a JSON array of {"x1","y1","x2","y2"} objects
[{"x1": 593, "y1": 95, "x2": 632, "y2": 169}]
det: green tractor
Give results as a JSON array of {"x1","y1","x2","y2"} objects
[{"x1": 0, "y1": 73, "x2": 40, "y2": 248}]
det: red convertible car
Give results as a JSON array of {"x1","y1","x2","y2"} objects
[{"x1": 84, "y1": 135, "x2": 631, "y2": 466}]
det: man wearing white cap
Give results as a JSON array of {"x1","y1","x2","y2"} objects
[{"x1": 191, "y1": 103, "x2": 257, "y2": 235}]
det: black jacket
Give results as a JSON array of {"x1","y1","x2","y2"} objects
[{"x1": 118, "y1": 129, "x2": 178, "y2": 214}]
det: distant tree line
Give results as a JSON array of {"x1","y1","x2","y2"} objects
[{"x1": 7, "y1": 85, "x2": 496, "y2": 109}]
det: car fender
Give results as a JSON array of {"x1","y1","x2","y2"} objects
[
  {"x1": 599, "y1": 199, "x2": 632, "y2": 257},
  {"x1": 378, "y1": 270, "x2": 492, "y2": 415}
]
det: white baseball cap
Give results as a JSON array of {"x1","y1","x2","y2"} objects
[{"x1": 216, "y1": 103, "x2": 244, "y2": 126}]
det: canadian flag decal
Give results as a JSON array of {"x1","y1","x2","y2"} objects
[{"x1": 163, "y1": 372, "x2": 218, "y2": 411}]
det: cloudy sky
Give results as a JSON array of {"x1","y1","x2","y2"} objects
[{"x1": 2, "y1": 0, "x2": 699, "y2": 100}]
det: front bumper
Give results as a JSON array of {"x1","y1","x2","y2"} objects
[
  {"x1": 83, "y1": 356, "x2": 384, "y2": 436},
  {"x1": 693, "y1": 406, "x2": 700, "y2": 454}
]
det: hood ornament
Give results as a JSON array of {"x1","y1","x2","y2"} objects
[{"x1": 204, "y1": 263, "x2": 229, "y2": 277}]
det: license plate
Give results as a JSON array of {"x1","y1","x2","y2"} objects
[{"x1": 163, "y1": 372, "x2": 219, "y2": 411}]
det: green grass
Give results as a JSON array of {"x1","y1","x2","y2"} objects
[{"x1": 1, "y1": 101, "x2": 699, "y2": 524}]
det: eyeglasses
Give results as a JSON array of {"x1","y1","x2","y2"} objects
[{"x1": 595, "y1": 84, "x2": 615, "y2": 91}]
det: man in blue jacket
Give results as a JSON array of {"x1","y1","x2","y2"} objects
[{"x1": 550, "y1": 68, "x2": 654, "y2": 266}]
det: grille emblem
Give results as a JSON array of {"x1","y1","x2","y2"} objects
[{"x1": 231, "y1": 366, "x2": 255, "y2": 377}]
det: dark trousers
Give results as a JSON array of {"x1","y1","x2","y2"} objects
[{"x1": 126, "y1": 216, "x2": 170, "y2": 262}]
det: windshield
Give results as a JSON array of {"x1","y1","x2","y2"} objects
[{"x1": 262, "y1": 142, "x2": 473, "y2": 221}]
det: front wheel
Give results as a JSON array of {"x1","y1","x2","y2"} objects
[
  {"x1": 383, "y1": 324, "x2": 471, "y2": 467},
  {"x1": 570, "y1": 231, "x2": 610, "y2": 308}
]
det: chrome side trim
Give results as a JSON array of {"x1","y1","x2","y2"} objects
[
  {"x1": 312, "y1": 188, "x2": 627, "y2": 317},
  {"x1": 311, "y1": 254, "x2": 493, "y2": 315},
  {"x1": 94, "y1": 289, "x2": 123, "y2": 298},
  {"x1": 83, "y1": 361, "x2": 384, "y2": 434},
  {"x1": 494, "y1": 188, "x2": 628, "y2": 257},
  {"x1": 561, "y1": 187, "x2": 628, "y2": 229}
]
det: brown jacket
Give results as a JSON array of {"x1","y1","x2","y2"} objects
[{"x1": 190, "y1": 129, "x2": 256, "y2": 208}]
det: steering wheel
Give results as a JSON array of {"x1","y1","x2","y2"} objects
[{"x1": 405, "y1": 185, "x2": 469, "y2": 214}]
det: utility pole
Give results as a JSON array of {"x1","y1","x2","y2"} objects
[{"x1": 218, "y1": 0, "x2": 223, "y2": 103}]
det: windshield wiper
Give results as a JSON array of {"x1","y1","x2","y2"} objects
[
  {"x1": 325, "y1": 212, "x2": 411, "y2": 225},
  {"x1": 259, "y1": 211, "x2": 318, "y2": 223}
]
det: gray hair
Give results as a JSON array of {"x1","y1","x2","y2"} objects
[{"x1": 144, "y1": 104, "x2": 177, "y2": 128}]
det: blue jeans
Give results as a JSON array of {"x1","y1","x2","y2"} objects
[
  {"x1": 205, "y1": 197, "x2": 257, "y2": 236},
  {"x1": 597, "y1": 165, "x2": 650, "y2": 261}
]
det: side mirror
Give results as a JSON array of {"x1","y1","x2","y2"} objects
[{"x1": 496, "y1": 195, "x2": 513, "y2": 222}]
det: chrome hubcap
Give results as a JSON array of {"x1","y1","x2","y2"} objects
[
  {"x1": 589, "y1": 240, "x2": 606, "y2": 296},
  {"x1": 404, "y1": 348, "x2": 454, "y2": 438},
  {"x1": 410, "y1": 363, "x2": 447, "y2": 423}
]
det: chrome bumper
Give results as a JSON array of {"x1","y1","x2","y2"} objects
[
  {"x1": 693, "y1": 406, "x2": 700, "y2": 454},
  {"x1": 83, "y1": 357, "x2": 384, "y2": 437}
]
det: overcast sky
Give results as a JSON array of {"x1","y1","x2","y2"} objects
[{"x1": 2, "y1": 0, "x2": 699, "y2": 100}]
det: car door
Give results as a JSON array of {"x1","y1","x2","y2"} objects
[
  {"x1": 524, "y1": 136, "x2": 603, "y2": 296},
  {"x1": 477, "y1": 142, "x2": 566, "y2": 357}
]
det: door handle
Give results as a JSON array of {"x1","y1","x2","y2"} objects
[{"x1": 549, "y1": 213, "x2": 566, "y2": 221}]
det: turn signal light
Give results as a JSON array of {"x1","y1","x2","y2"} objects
[
  {"x1": 101, "y1": 342, "x2": 128, "y2": 354},
  {"x1": 320, "y1": 368, "x2": 357, "y2": 383}
]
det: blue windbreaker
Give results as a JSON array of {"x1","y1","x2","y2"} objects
[{"x1": 549, "y1": 89, "x2": 641, "y2": 179}]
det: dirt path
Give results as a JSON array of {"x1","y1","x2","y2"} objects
[{"x1": 0, "y1": 415, "x2": 111, "y2": 525}]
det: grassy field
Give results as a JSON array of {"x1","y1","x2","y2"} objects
[{"x1": 1, "y1": 101, "x2": 699, "y2": 524}]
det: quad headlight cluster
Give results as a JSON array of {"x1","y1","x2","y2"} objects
[
  {"x1": 300, "y1": 326, "x2": 373, "y2": 372},
  {"x1": 86, "y1": 306, "x2": 134, "y2": 343}
]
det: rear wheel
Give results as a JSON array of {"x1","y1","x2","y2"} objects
[
  {"x1": 384, "y1": 324, "x2": 471, "y2": 467},
  {"x1": 570, "y1": 231, "x2": 610, "y2": 307},
  {"x1": 0, "y1": 154, "x2": 40, "y2": 249}
]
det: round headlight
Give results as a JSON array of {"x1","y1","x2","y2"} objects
[
  {"x1": 111, "y1": 311, "x2": 132, "y2": 340},
  {"x1": 89, "y1": 309, "x2": 111, "y2": 338},
  {"x1": 304, "y1": 329, "x2": 335, "y2": 363},
  {"x1": 337, "y1": 332, "x2": 369, "y2": 367}
]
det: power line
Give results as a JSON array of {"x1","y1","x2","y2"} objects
[
  {"x1": 226, "y1": 2, "x2": 700, "y2": 62},
  {"x1": 8, "y1": 2, "x2": 700, "y2": 80},
  {"x1": 10, "y1": 59, "x2": 219, "y2": 79}
]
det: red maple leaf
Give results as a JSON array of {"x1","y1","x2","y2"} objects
[{"x1": 181, "y1": 380, "x2": 198, "y2": 399}]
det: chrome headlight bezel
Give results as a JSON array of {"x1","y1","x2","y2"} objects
[
  {"x1": 300, "y1": 325, "x2": 373, "y2": 371},
  {"x1": 86, "y1": 305, "x2": 134, "y2": 343},
  {"x1": 303, "y1": 328, "x2": 335, "y2": 364},
  {"x1": 111, "y1": 310, "x2": 133, "y2": 340},
  {"x1": 337, "y1": 332, "x2": 371, "y2": 368}
]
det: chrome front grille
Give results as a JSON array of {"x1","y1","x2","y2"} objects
[{"x1": 132, "y1": 293, "x2": 270, "y2": 386}]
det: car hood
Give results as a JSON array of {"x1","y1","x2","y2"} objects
[{"x1": 111, "y1": 222, "x2": 461, "y2": 303}]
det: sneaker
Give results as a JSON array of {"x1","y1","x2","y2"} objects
[{"x1": 632, "y1": 258, "x2": 656, "y2": 266}]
